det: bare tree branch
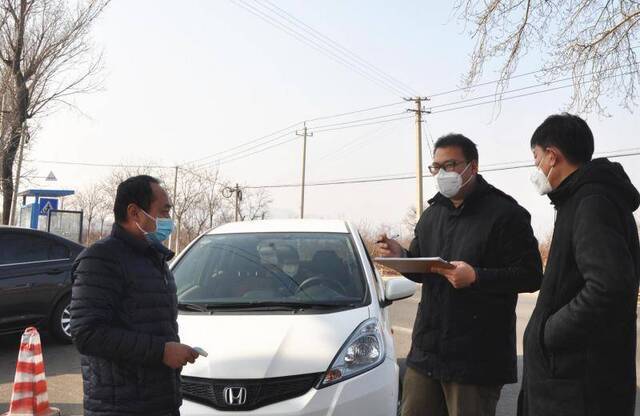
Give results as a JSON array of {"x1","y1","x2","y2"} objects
[
  {"x1": 0, "y1": 0, "x2": 108, "y2": 224},
  {"x1": 454, "y1": 0, "x2": 640, "y2": 114}
]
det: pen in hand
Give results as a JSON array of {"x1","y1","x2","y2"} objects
[{"x1": 376, "y1": 234, "x2": 400, "y2": 244}]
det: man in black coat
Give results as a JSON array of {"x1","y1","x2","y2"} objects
[
  {"x1": 519, "y1": 113, "x2": 640, "y2": 416},
  {"x1": 70, "y1": 175, "x2": 200, "y2": 416},
  {"x1": 378, "y1": 134, "x2": 543, "y2": 416}
]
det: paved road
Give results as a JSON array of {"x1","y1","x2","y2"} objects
[
  {"x1": 1, "y1": 290, "x2": 639, "y2": 415},
  {"x1": 0, "y1": 332, "x2": 83, "y2": 415}
]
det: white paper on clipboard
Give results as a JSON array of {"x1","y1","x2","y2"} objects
[{"x1": 374, "y1": 257, "x2": 455, "y2": 274}]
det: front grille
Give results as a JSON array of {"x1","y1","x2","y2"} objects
[{"x1": 181, "y1": 372, "x2": 323, "y2": 411}]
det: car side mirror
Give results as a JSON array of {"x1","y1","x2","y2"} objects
[{"x1": 382, "y1": 277, "x2": 417, "y2": 307}]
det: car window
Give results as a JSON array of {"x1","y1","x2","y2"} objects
[
  {"x1": 0, "y1": 233, "x2": 70, "y2": 265},
  {"x1": 173, "y1": 232, "x2": 367, "y2": 306},
  {"x1": 48, "y1": 240, "x2": 71, "y2": 260}
]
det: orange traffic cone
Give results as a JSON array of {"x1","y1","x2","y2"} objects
[{"x1": 2, "y1": 327, "x2": 61, "y2": 416}]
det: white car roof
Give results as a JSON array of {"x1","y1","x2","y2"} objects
[{"x1": 207, "y1": 219, "x2": 350, "y2": 235}]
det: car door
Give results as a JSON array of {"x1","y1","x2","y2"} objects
[{"x1": 0, "y1": 231, "x2": 73, "y2": 333}]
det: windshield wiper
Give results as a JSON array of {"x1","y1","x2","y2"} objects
[{"x1": 177, "y1": 302, "x2": 210, "y2": 313}]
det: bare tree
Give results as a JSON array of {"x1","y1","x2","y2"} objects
[
  {"x1": 403, "y1": 206, "x2": 418, "y2": 234},
  {"x1": 101, "y1": 165, "x2": 176, "y2": 242},
  {"x1": 95, "y1": 187, "x2": 111, "y2": 238},
  {"x1": 454, "y1": 0, "x2": 640, "y2": 114},
  {"x1": 216, "y1": 184, "x2": 272, "y2": 223},
  {"x1": 355, "y1": 220, "x2": 407, "y2": 276},
  {"x1": 70, "y1": 183, "x2": 107, "y2": 244},
  {"x1": 199, "y1": 169, "x2": 221, "y2": 230},
  {"x1": 236, "y1": 187, "x2": 272, "y2": 222},
  {"x1": 174, "y1": 168, "x2": 221, "y2": 250},
  {"x1": 0, "y1": 0, "x2": 109, "y2": 224},
  {"x1": 101, "y1": 165, "x2": 171, "y2": 207},
  {"x1": 171, "y1": 168, "x2": 206, "y2": 252}
]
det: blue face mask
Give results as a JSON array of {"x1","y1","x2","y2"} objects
[{"x1": 138, "y1": 210, "x2": 174, "y2": 243}]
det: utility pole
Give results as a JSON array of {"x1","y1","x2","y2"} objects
[
  {"x1": 405, "y1": 97, "x2": 430, "y2": 223},
  {"x1": 296, "y1": 122, "x2": 313, "y2": 219},
  {"x1": 9, "y1": 122, "x2": 27, "y2": 226},
  {"x1": 168, "y1": 165, "x2": 179, "y2": 250},
  {"x1": 234, "y1": 183, "x2": 241, "y2": 221},
  {"x1": 222, "y1": 184, "x2": 242, "y2": 222}
]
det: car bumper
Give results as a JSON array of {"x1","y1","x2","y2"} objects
[{"x1": 180, "y1": 357, "x2": 398, "y2": 416}]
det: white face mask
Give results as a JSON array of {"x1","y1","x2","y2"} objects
[
  {"x1": 436, "y1": 163, "x2": 472, "y2": 198},
  {"x1": 530, "y1": 155, "x2": 553, "y2": 195}
]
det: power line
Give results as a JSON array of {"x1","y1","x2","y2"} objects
[
  {"x1": 195, "y1": 130, "x2": 296, "y2": 167},
  {"x1": 215, "y1": 64, "x2": 637, "y2": 169},
  {"x1": 430, "y1": 71, "x2": 635, "y2": 114},
  {"x1": 201, "y1": 115, "x2": 413, "y2": 168},
  {"x1": 28, "y1": 72, "x2": 633, "y2": 172},
  {"x1": 257, "y1": 0, "x2": 419, "y2": 96},
  {"x1": 187, "y1": 113, "x2": 414, "y2": 171},
  {"x1": 195, "y1": 115, "x2": 414, "y2": 169},
  {"x1": 184, "y1": 121, "x2": 300, "y2": 166},
  {"x1": 24, "y1": 159, "x2": 176, "y2": 169},
  {"x1": 427, "y1": 44, "x2": 640, "y2": 99},
  {"x1": 244, "y1": 150, "x2": 640, "y2": 189},
  {"x1": 309, "y1": 111, "x2": 407, "y2": 130},
  {"x1": 26, "y1": 68, "x2": 638, "y2": 173},
  {"x1": 314, "y1": 115, "x2": 413, "y2": 133},
  {"x1": 428, "y1": 63, "x2": 637, "y2": 110},
  {"x1": 180, "y1": 101, "x2": 406, "y2": 168},
  {"x1": 184, "y1": 63, "x2": 637, "y2": 170},
  {"x1": 184, "y1": 60, "x2": 638, "y2": 169},
  {"x1": 202, "y1": 67, "x2": 636, "y2": 171},
  {"x1": 230, "y1": 0, "x2": 411, "y2": 97},
  {"x1": 306, "y1": 101, "x2": 406, "y2": 123},
  {"x1": 195, "y1": 131, "x2": 297, "y2": 169},
  {"x1": 316, "y1": 122, "x2": 399, "y2": 162}
]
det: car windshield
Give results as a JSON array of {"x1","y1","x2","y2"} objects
[{"x1": 173, "y1": 232, "x2": 368, "y2": 307}]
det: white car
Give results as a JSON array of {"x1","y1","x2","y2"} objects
[{"x1": 172, "y1": 219, "x2": 417, "y2": 416}]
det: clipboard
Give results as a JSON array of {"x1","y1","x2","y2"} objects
[{"x1": 374, "y1": 257, "x2": 455, "y2": 274}]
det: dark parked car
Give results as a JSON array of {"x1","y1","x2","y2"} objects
[{"x1": 0, "y1": 226, "x2": 83, "y2": 343}]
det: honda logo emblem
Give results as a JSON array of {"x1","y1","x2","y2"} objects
[{"x1": 223, "y1": 386, "x2": 247, "y2": 406}]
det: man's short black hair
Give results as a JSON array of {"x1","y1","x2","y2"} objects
[
  {"x1": 530, "y1": 113, "x2": 594, "y2": 165},
  {"x1": 434, "y1": 134, "x2": 479, "y2": 162},
  {"x1": 114, "y1": 175, "x2": 161, "y2": 223}
]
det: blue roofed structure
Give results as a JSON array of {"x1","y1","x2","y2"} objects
[{"x1": 17, "y1": 189, "x2": 75, "y2": 230}]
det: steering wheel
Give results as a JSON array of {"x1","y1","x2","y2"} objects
[{"x1": 296, "y1": 275, "x2": 347, "y2": 296}]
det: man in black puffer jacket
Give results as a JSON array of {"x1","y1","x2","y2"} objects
[
  {"x1": 378, "y1": 134, "x2": 543, "y2": 416},
  {"x1": 519, "y1": 113, "x2": 640, "y2": 416},
  {"x1": 70, "y1": 175, "x2": 200, "y2": 416}
]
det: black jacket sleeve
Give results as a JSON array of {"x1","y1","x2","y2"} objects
[
  {"x1": 70, "y1": 246, "x2": 167, "y2": 366},
  {"x1": 473, "y1": 206, "x2": 543, "y2": 293},
  {"x1": 544, "y1": 194, "x2": 637, "y2": 350}
]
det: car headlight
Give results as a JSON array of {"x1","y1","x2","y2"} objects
[{"x1": 318, "y1": 318, "x2": 385, "y2": 388}]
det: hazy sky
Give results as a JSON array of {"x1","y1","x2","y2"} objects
[{"x1": 25, "y1": 0, "x2": 639, "y2": 239}]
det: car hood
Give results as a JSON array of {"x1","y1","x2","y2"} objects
[{"x1": 178, "y1": 306, "x2": 371, "y2": 379}]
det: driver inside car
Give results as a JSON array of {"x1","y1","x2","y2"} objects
[{"x1": 277, "y1": 245, "x2": 306, "y2": 284}]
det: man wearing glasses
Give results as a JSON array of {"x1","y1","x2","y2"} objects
[{"x1": 378, "y1": 134, "x2": 543, "y2": 416}]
